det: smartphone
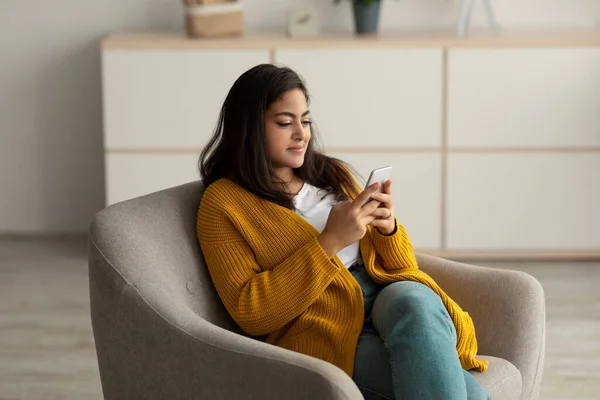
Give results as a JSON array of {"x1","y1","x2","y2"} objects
[{"x1": 363, "y1": 166, "x2": 392, "y2": 206}]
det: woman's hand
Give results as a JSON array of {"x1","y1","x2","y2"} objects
[
  {"x1": 317, "y1": 182, "x2": 382, "y2": 257},
  {"x1": 368, "y1": 179, "x2": 396, "y2": 236}
]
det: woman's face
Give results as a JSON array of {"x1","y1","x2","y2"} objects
[{"x1": 264, "y1": 89, "x2": 312, "y2": 178}]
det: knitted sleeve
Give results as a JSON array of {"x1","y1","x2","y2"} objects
[
  {"x1": 368, "y1": 219, "x2": 419, "y2": 270},
  {"x1": 196, "y1": 187, "x2": 341, "y2": 337}
]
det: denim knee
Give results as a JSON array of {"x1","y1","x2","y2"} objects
[
  {"x1": 380, "y1": 281, "x2": 444, "y2": 310},
  {"x1": 373, "y1": 281, "x2": 455, "y2": 336}
]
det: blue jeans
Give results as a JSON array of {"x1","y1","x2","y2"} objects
[{"x1": 348, "y1": 261, "x2": 491, "y2": 400}]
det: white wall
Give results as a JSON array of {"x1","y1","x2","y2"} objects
[
  {"x1": 1, "y1": 0, "x2": 599, "y2": 234},
  {"x1": 0, "y1": 0, "x2": 182, "y2": 234},
  {"x1": 244, "y1": 0, "x2": 600, "y2": 32}
]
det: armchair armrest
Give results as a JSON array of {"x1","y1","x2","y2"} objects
[
  {"x1": 415, "y1": 253, "x2": 546, "y2": 400},
  {"x1": 89, "y1": 238, "x2": 364, "y2": 400}
]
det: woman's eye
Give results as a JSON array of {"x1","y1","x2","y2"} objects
[{"x1": 276, "y1": 120, "x2": 312, "y2": 127}]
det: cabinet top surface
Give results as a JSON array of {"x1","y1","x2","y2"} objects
[{"x1": 102, "y1": 30, "x2": 600, "y2": 50}]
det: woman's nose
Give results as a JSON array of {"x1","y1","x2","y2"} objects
[{"x1": 292, "y1": 121, "x2": 306, "y2": 140}]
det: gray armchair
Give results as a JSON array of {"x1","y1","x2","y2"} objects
[{"x1": 89, "y1": 181, "x2": 545, "y2": 400}]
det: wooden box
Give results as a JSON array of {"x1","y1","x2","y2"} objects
[{"x1": 185, "y1": 2, "x2": 244, "y2": 38}]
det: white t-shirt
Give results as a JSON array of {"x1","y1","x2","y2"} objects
[{"x1": 292, "y1": 182, "x2": 361, "y2": 269}]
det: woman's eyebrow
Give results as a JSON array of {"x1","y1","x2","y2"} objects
[{"x1": 274, "y1": 110, "x2": 311, "y2": 118}]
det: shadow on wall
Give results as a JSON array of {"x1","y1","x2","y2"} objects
[{"x1": 37, "y1": 37, "x2": 106, "y2": 231}]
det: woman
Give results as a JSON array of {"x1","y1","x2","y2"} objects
[{"x1": 196, "y1": 64, "x2": 490, "y2": 400}]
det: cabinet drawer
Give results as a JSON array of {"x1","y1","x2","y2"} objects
[
  {"x1": 276, "y1": 48, "x2": 443, "y2": 149},
  {"x1": 446, "y1": 153, "x2": 600, "y2": 250},
  {"x1": 102, "y1": 50, "x2": 269, "y2": 149},
  {"x1": 448, "y1": 48, "x2": 600, "y2": 148}
]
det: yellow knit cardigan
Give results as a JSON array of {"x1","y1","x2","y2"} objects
[{"x1": 196, "y1": 178, "x2": 488, "y2": 377}]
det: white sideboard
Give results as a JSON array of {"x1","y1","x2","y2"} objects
[{"x1": 102, "y1": 31, "x2": 600, "y2": 259}]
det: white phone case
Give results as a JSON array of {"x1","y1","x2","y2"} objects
[{"x1": 363, "y1": 166, "x2": 392, "y2": 205}]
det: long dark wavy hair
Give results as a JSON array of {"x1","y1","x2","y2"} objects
[{"x1": 198, "y1": 64, "x2": 361, "y2": 210}]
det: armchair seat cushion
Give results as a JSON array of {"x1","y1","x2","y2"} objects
[{"x1": 471, "y1": 356, "x2": 522, "y2": 400}]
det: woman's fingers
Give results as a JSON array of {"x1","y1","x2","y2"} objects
[
  {"x1": 371, "y1": 192, "x2": 392, "y2": 207},
  {"x1": 354, "y1": 182, "x2": 381, "y2": 209},
  {"x1": 383, "y1": 179, "x2": 393, "y2": 195},
  {"x1": 360, "y1": 198, "x2": 381, "y2": 216},
  {"x1": 369, "y1": 207, "x2": 391, "y2": 219},
  {"x1": 371, "y1": 180, "x2": 393, "y2": 208}
]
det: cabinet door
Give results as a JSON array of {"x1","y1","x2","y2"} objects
[
  {"x1": 275, "y1": 48, "x2": 443, "y2": 149},
  {"x1": 103, "y1": 50, "x2": 269, "y2": 149},
  {"x1": 448, "y1": 48, "x2": 600, "y2": 148},
  {"x1": 446, "y1": 153, "x2": 600, "y2": 250},
  {"x1": 329, "y1": 151, "x2": 442, "y2": 250},
  {"x1": 106, "y1": 153, "x2": 200, "y2": 205}
]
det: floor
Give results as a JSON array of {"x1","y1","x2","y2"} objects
[{"x1": 0, "y1": 237, "x2": 598, "y2": 400}]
